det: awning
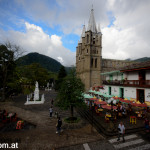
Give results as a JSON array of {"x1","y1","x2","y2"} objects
[
  {"x1": 83, "y1": 94, "x2": 93, "y2": 99},
  {"x1": 101, "y1": 70, "x2": 120, "y2": 75},
  {"x1": 102, "y1": 94, "x2": 113, "y2": 98},
  {"x1": 88, "y1": 90, "x2": 95, "y2": 93}
]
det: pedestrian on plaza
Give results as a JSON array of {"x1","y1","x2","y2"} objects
[
  {"x1": 51, "y1": 99, "x2": 54, "y2": 106},
  {"x1": 117, "y1": 121, "x2": 125, "y2": 142},
  {"x1": 144, "y1": 117, "x2": 149, "y2": 132},
  {"x1": 111, "y1": 100, "x2": 113, "y2": 110},
  {"x1": 49, "y1": 106, "x2": 53, "y2": 117},
  {"x1": 56, "y1": 117, "x2": 62, "y2": 135}
]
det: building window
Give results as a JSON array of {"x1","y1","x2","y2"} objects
[
  {"x1": 87, "y1": 34, "x2": 89, "y2": 43},
  {"x1": 87, "y1": 49, "x2": 88, "y2": 54},
  {"x1": 95, "y1": 58, "x2": 97, "y2": 68},
  {"x1": 93, "y1": 41, "x2": 95, "y2": 44},
  {"x1": 79, "y1": 57, "x2": 80, "y2": 61},
  {"x1": 91, "y1": 58, "x2": 93, "y2": 67},
  {"x1": 102, "y1": 62, "x2": 105, "y2": 67}
]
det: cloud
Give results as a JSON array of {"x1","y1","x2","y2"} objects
[
  {"x1": 14, "y1": 0, "x2": 110, "y2": 35},
  {"x1": 1, "y1": 0, "x2": 150, "y2": 63},
  {"x1": 13, "y1": 0, "x2": 150, "y2": 60},
  {"x1": 0, "y1": 22, "x2": 75, "y2": 66},
  {"x1": 102, "y1": 0, "x2": 150, "y2": 60}
]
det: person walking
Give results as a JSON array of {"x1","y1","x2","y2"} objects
[
  {"x1": 51, "y1": 99, "x2": 54, "y2": 106},
  {"x1": 56, "y1": 117, "x2": 62, "y2": 135},
  {"x1": 144, "y1": 118, "x2": 149, "y2": 132},
  {"x1": 117, "y1": 121, "x2": 125, "y2": 142},
  {"x1": 49, "y1": 106, "x2": 53, "y2": 117}
]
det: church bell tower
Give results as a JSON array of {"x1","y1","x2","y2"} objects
[{"x1": 76, "y1": 8, "x2": 102, "y2": 91}]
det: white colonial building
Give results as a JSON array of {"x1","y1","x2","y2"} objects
[{"x1": 101, "y1": 61, "x2": 150, "y2": 103}]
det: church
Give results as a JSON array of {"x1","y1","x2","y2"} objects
[{"x1": 76, "y1": 8, "x2": 133, "y2": 91}]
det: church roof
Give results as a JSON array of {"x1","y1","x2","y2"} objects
[
  {"x1": 87, "y1": 7, "x2": 97, "y2": 33},
  {"x1": 81, "y1": 25, "x2": 86, "y2": 37},
  {"x1": 120, "y1": 61, "x2": 150, "y2": 72},
  {"x1": 79, "y1": 25, "x2": 86, "y2": 43}
]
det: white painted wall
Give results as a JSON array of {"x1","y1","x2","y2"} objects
[
  {"x1": 124, "y1": 87, "x2": 136, "y2": 99},
  {"x1": 113, "y1": 74, "x2": 118, "y2": 80},
  {"x1": 127, "y1": 71, "x2": 139, "y2": 80},
  {"x1": 106, "y1": 76, "x2": 109, "y2": 80},
  {"x1": 111, "y1": 86, "x2": 119, "y2": 96},
  {"x1": 145, "y1": 89, "x2": 150, "y2": 102},
  {"x1": 102, "y1": 84, "x2": 150, "y2": 102},
  {"x1": 146, "y1": 70, "x2": 150, "y2": 80},
  {"x1": 118, "y1": 74, "x2": 122, "y2": 80}
]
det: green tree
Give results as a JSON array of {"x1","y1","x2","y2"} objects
[
  {"x1": 57, "y1": 69, "x2": 85, "y2": 118},
  {"x1": 18, "y1": 63, "x2": 51, "y2": 88},
  {"x1": 0, "y1": 45, "x2": 15, "y2": 101},
  {"x1": 58, "y1": 66, "x2": 67, "y2": 79},
  {"x1": 0, "y1": 42, "x2": 24, "y2": 101},
  {"x1": 55, "y1": 66, "x2": 67, "y2": 90}
]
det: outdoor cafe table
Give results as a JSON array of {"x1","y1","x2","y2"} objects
[{"x1": 98, "y1": 108, "x2": 103, "y2": 112}]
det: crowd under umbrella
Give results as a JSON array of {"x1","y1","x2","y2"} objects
[
  {"x1": 119, "y1": 99, "x2": 132, "y2": 104},
  {"x1": 101, "y1": 104, "x2": 117, "y2": 110},
  {"x1": 94, "y1": 100, "x2": 107, "y2": 105},
  {"x1": 131, "y1": 102, "x2": 147, "y2": 107},
  {"x1": 90, "y1": 98, "x2": 99, "y2": 101}
]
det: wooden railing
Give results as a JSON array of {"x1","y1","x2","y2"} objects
[{"x1": 102, "y1": 80, "x2": 150, "y2": 88}]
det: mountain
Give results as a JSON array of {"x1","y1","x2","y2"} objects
[
  {"x1": 16, "y1": 52, "x2": 62, "y2": 72},
  {"x1": 134, "y1": 57, "x2": 150, "y2": 62}
]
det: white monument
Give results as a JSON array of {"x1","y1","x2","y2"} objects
[
  {"x1": 34, "y1": 81, "x2": 39, "y2": 100},
  {"x1": 45, "y1": 82, "x2": 51, "y2": 91},
  {"x1": 41, "y1": 94, "x2": 45, "y2": 102},
  {"x1": 24, "y1": 81, "x2": 45, "y2": 105}
]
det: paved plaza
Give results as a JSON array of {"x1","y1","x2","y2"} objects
[
  {"x1": 0, "y1": 90, "x2": 103, "y2": 150},
  {"x1": 0, "y1": 90, "x2": 150, "y2": 150}
]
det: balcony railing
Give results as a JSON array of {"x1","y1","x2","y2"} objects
[{"x1": 102, "y1": 80, "x2": 150, "y2": 88}]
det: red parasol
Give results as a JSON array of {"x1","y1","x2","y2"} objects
[
  {"x1": 94, "y1": 101, "x2": 107, "y2": 105},
  {"x1": 119, "y1": 99, "x2": 132, "y2": 104},
  {"x1": 101, "y1": 105, "x2": 117, "y2": 110},
  {"x1": 90, "y1": 98, "x2": 99, "y2": 101},
  {"x1": 101, "y1": 105, "x2": 111, "y2": 110},
  {"x1": 131, "y1": 103, "x2": 147, "y2": 107}
]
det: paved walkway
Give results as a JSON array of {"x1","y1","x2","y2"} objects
[
  {"x1": 57, "y1": 133, "x2": 150, "y2": 150},
  {"x1": 0, "y1": 90, "x2": 104, "y2": 150}
]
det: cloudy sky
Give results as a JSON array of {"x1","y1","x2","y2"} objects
[{"x1": 0, "y1": 0, "x2": 150, "y2": 66}]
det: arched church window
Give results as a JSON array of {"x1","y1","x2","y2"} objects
[
  {"x1": 91, "y1": 58, "x2": 93, "y2": 67},
  {"x1": 87, "y1": 34, "x2": 89, "y2": 43},
  {"x1": 95, "y1": 58, "x2": 97, "y2": 68}
]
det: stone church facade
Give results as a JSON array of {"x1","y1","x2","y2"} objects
[{"x1": 76, "y1": 8, "x2": 133, "y2": 91}]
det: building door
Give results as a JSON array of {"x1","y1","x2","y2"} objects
[
  {"x1": 119, "y1": 88, "x2": 124, "y2": 99},
  {"x1": 139, "y1": 71, "x2": 145, "y2": 85},
  {"x1": 109, "y1": 87, "x2": 111, "y2": 95},
  {"x1": 137, "y1": 89, "x2": 145, "y2": 103},
  {"x1": 109, "y1": 75, "x2": 113, "y2": 81}
]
